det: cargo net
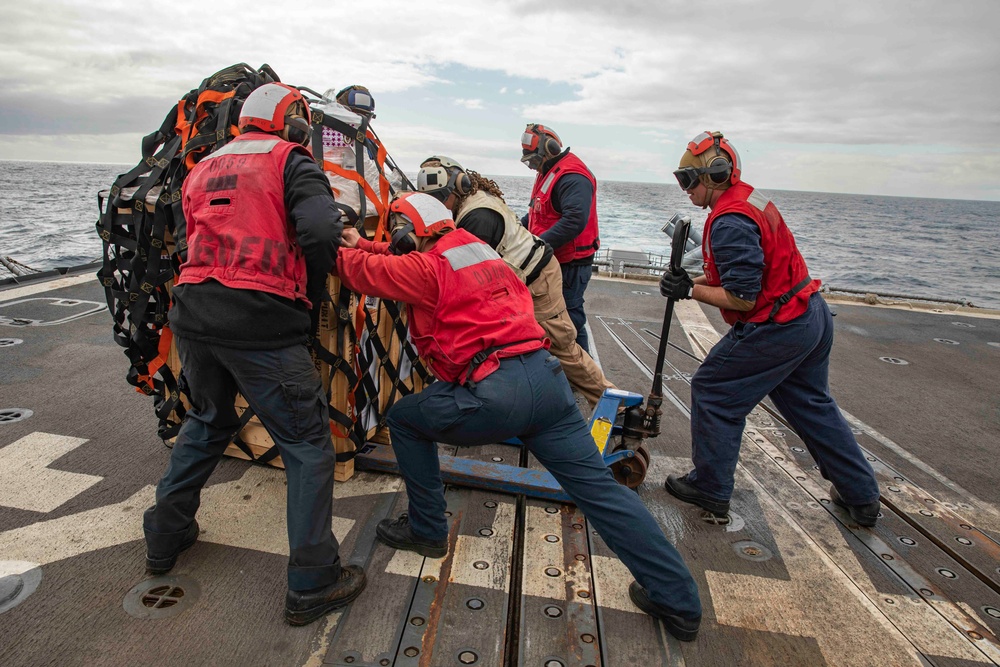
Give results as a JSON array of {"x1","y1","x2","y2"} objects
[{"x1": 95, "y1": 63, "x2": 429, "y2": 463}]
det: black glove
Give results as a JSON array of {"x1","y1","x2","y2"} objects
[{"x1": 660, "y1": 268, "x2": 694, "y2": 300}]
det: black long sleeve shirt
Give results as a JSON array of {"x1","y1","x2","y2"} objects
[{"x1": 169, "y1": 150, "x2": 342, "y2": 348}]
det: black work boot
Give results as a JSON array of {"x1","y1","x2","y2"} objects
[
  {"x1": 664, "y1": 474, "x2": 730, "y2": 517},
  {"x1": 145, "y1": 520, "x2": 200, "y2": 575},
  {"x1": 376, "y1": 514, "x2": 447, "y2": 558},
  {"x1": 628, "y1": 582, "x2": 701, "y2": 642},
  {"x1": 284, "y1": 565, "x2": 367, "y2": 626},
  {"x1": 829, "y1": 486, "x2": 880, "y2": 527}
]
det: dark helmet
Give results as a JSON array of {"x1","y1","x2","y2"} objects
[{"x1": 335, "y1": 84, "x2": 376, "y2": 117}]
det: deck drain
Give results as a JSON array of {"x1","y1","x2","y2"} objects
[
  {"x1": 878, "y1": 357, "x2": 909, "y2": 365},
  {"x1": 936, "y1": 568, "x2": 957, "y2": 579},
  {"x1": 933, "y1": 338, "x2": 960, "y2": 345},
  {"x1": 123, "y1": 575, "x2": 200, "y2": 619},
  {"x1": 0, "y1": 338, "x2": 23, "y2": 347},
  {"x1": 458, "y1": 650, "x2": 479, "y2": 665},
  {"x1": 545, "y1": 660, "x2": 565, "y2": 667},
  {"x1": 543, "y1": 605, "x2": 563, "y2": 618},
  {"x1": 0, "y1": 563, "x2": 42, "y2": 615},
  {"x1": 466, "y1": 598, "x2": 484, "y2": 610},
  {"x1": 631, "y1": 291, "x2": 651, "y2": 296},
  {"x1": 0, "y1": 408, "x2": 32, "y2": 424},
  {"x1": 899, "y1": 537, "x2": 917, "y2": 546},
  {"x1": 984, "y1": 606, "x2": 1000, "y2": 619},
  {"x1": 733, "y1": 540, "x2": 773, "y2": 562},
  {"x1": 952, "y1": 322, "x2": 975, "y2": 328}
]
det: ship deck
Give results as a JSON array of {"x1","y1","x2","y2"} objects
[{"x1": 1, "y1": 269, "x2": 999, "y2": 667}]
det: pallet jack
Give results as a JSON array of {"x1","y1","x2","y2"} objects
[{"x1": 354, "y1": 215, "x2": 692, "y2": 503}]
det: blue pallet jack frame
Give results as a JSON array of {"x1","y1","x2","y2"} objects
[
  {"x1": 354, "y1": 388, "x2": 645, "y2": 503},
  {"x1": 353, "y1": 214, "x2": 692, "y2": 503}
]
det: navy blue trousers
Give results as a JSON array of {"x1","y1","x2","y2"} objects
[
  {"x1": 386, "y1": 349, "x2": 701, "y2": 619},
  {"x1": 142, "y1": 337, "x2": 342, "y2": 592},
  {"x1": 560, "y1": 263, "x2": 592, "y2": 353},
  {"x1": 686, "y1": 294, "x2": 880, "y2": 505}
]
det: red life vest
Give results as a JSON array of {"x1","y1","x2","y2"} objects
[
  {"x1": 527, "y1": 152, "x2": 600, "y2": 263},
  {"x1": 702, "y1": 181, "x2": 820, "y2": 325},
  {"x1": 178, "y1": 133, "x2": 312, "y2": 306},
  {"x1": 407, "y1": 229, "x2": 546, "y2": 384}
]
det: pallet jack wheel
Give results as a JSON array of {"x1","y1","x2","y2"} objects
[
  {"x1": 634, "y1": 445, "x2": 650, "y2": 468},
  {"x1": 610, "y1": 449, "x2": 648, "y2": 489}
]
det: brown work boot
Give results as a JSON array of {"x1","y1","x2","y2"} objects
[{"x1": 284, "y1": 565, "x2": 367, "y2": 626}]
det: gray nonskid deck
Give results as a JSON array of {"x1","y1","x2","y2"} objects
[{"x1": 0, "y1": 273, "x2": 998, "y2": 666}]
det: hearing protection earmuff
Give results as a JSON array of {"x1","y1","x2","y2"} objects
[
  {"x1": 521, "y1": 124, "x2": 562, "y2": 159},
  {"x1": 418, "y1": 156, "x2": 472, "y2": 198}
]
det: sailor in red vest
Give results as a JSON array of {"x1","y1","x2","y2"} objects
[
  {"x1": 338, "y1": 192, "x2": 703, "y2": 641},
  {"x1": 520, "y1": 124, "x2": 600, "y2": 354},
  {"x1": 660, "y1": 131, "x2": 881, "y2": 527},
  {"x1": 142, "y1": 82, "x2": 366, "y2": 626},
  {"x1": 416, "y1": 155, "x2": 615, "y2": 407}
]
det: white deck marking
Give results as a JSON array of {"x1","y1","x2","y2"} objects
[
  {"x1": 707, "y1": 471, "x2": 990, "y2": 664},
  {"x1": 0, "y1": 433, "x2": 103, "y2": 512},
  {"x1": 0, "y1": 274, "x2": 96, "y2": 303},
  {"x1": 590, "y1": 555, "x2": 635, "y2": 613},
  {"x1": 521, "y1": 504, "x2": 590, "y2": 600},
  {"x1": 0, "y1": 465, "x2": 355, "y2": 564},
  {"x1": 385, "y1": 500, "x2": 515, "y2": 591}
]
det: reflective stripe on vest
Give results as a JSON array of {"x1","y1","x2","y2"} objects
[
  {"x1": 442, "y1": 241, "x2": 501, "y2": 271},
  {"x1": 204, "y1": 138, "x2": 280, "y2": 157}
]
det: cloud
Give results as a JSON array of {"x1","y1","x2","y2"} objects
[
  {"x1": 0, "y1": 0, "x2": 997, "y2": 199},
  {"x1": 454, "y1": 98, "x2": 484, "y2": 110}
]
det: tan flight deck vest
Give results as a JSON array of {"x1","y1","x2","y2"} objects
[{"x1": 456, "y1": 191, "x2": 548, "y2": 284}]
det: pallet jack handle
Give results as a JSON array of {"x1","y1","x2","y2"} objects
[{"x1": 644, "y1": 213, "x2": 692, "y2": 436}]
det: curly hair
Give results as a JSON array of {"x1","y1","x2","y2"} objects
[{"x1": 461, "y1": 170, "x2": 506, "y2": 202}]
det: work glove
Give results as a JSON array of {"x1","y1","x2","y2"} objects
[{"x1": 660, "y1": 267, "x2": 694, "y2": 300}]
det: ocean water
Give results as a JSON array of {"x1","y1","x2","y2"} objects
[{"x1": 2, "y1": 160, "x2": 999, "y2": 309}]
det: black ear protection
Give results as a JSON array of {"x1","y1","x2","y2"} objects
[
  {"x1": 530, "y1": 124, "x2": 561, "y2": 158},
  {"x1": 285, "y1": 116, "x2": 311, "y2": 147},
  {"x1": 542, "y1": 135, "x2": 561, "y2": 158},
  {"x1": 707, "y1": 154, "x2": 732, "y2": 184},
  {"x1": 389, "y1": 220, "x2": 417, "y2": 255}
]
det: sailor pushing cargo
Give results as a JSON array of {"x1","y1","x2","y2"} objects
[
  {"x1": 141, "y1": 82, "x2": 365, "y2": 627},
  {"x1": 336, "y1": 192, "x2": 703, "y2": 641}
]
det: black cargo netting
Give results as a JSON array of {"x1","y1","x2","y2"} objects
[{"x1": 95, "y1": 63, "x2": 426, "y2": 462}]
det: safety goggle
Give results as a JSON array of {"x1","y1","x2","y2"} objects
[{"x1": 673, "y1": 163, "x2": 729, "y2": 191}]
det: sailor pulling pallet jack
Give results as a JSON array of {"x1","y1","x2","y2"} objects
[
  {"x1": 338, "y1": 191, "x2": 703, "y2": 641},
  {"x1": 659, "y1": 130, "x2": 882, "y2": 527}
]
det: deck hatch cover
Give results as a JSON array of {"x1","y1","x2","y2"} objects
[
  {"x1": 123, "y1": 575, "x2": 200, "y2": 619},
  {"x1": 0, "y1": 338, "x2": 22, "y2": 347},
  {"x1": 0, "y1": 408, "x2": 32, "y2": 423},
  {"x1": 0, "y1": 563, "x2": 42, "y2": 615},
  {"x1": 879, "y1": 356, "x2": 909, "y2": 365}
]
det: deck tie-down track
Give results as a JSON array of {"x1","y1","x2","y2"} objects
[{"x1": 596, "y1": 310, "x2": 1000, "y2": 664}]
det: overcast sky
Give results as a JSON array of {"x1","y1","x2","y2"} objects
[{"x1": 2, "y1": 0, "x2": 998, "y2": 201}]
